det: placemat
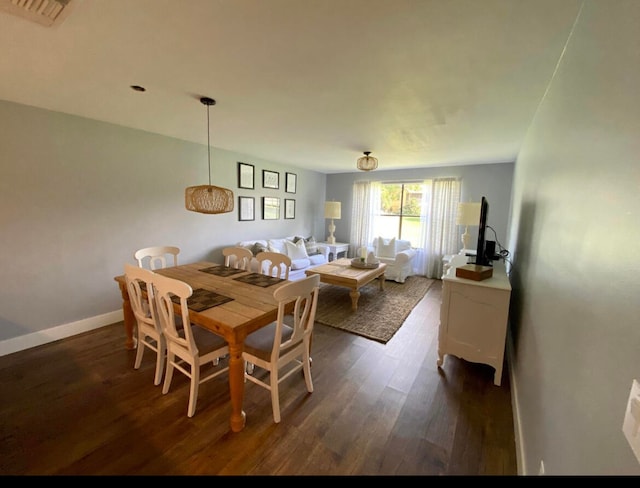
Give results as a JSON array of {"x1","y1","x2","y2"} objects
[
  {"x1": 171, "y1": 288, "x2": 233, "y2": 312},
  {"x1": 233, "y1": 273, "x2": 286, "y2": 288},
  {"x1": 199, "y1": 265, "x2": 246, "y2": 277}
]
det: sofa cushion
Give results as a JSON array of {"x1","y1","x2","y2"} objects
[
  {"x1": 308, "y1": 254, "x2": 325, "y2": 265},
  {"x1": 237, "y1": 239, "x2": 267, "y2": 248},
  {"x1": 267, "y1": 238, "x2": 288, "y2": 254},
  {"x1": 285, "y1": 239, "x2": 309, "y2": 260},
  {"x1": 377, "y1": 237, "x2": 397, "y2": 258},
  {"x1": 290, "y1": 258, "x2": 311, "y2": 270},
  {"x1": 395, "y1": 239, "x2": 412, "y2": 252}
]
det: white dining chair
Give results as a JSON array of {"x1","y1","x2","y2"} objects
[
  {"x1": 222, "y1": 246, "x2": 252, "y2": 270},
  {"x1": 243, "y1": 274, "x2": 320, "y2": 423},
  {"x1": 256, "y1": 251, "x2": 291, "y2": 280},
  {"x1": 152, "y1": 272, "x2": 229, "y2": 418},
  {"x1": 124, "y1": 263, "x2": 165, "y2": 386},
  {"x1": 134, "y1": 246, "x2": 180, "y2": 270}
]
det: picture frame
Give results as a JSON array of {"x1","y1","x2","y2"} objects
[
  {"x1": 238, "y1": 196, "x2": 255, "y2": 221},
  {"x1": 238, "y1": 162, "x2": 254, "y2": 189},
  {"x1": 284, "y1": 199, "x2": 295, "y2": 219},
  {"x1": 262, "y1": 196, "x2": 280, "y2": 220},
  {"x1": 285, "y1": 172, "x2": 297, "y2": 194},
  {"x1": 262, "y1": 170, "x2": 279, "y2": 189}
]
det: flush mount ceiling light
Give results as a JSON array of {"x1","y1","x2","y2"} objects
[
  {"x1": 357, "y1": 151, "x2": 378, "y2": 171},
  {"x1": 185, "y1": 97, "x2": 234, "y2": 214}
]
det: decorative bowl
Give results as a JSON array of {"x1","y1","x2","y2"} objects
[{"x1": 350, "y1": 258, "x2": 380, "y2": 269}]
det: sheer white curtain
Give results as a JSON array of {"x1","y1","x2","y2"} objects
[
  {"x1": 350, "y1": 178, "x2": 459, "y2": 279},
  {"x1": 349, "y1": 180, "x2": 381, "y2": 256},
  {"x1": 415, "y1": 177, "x2": 461, "y2": 278}
]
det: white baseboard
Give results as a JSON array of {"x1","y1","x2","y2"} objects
[
  {"x1": 0, "y1": 309, "x2": 124, "y2": 357},
  {"x1": 506, "y1": 325, "x2": 525, "y2": 475}
]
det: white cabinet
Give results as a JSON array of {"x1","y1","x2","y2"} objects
[{"x1": 437, "y1": 262, "x2": 511, "y2": 386}]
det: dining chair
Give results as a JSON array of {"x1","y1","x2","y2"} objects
[
  {"x1": 256, "y1": 251, "x2": 292, "y2": 280},
  {"x1": 134, "y1": 246, "x2": 180, "y2": 270},
  {"x1": 124, "y1": 263, "x2": 166, "y2": 386},
  {"x1": 222, "y1": 246, "x2": 253, "y2": 270},
  {"x1": 152, "y1": 273, "x2": 229, "y2": 418},
  {"x1": 242, "y1": 274, "x2": 320, "y2": 423}
]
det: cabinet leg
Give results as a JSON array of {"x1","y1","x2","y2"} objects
[{"x1": 493, "y1": 366, "x2": 503, "y2": 386}]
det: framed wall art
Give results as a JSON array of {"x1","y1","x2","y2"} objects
[
  {"x1": 284, "y1": 199, "x2": 295, "y2": 219},
  {"x1": 238, "y1": 162, "x2": 255, "y2": 189},
  {"x1": 238, "y1": 196, "x2": 255, "y2": 221},
  {"x1": 285, "y1": 172, "x2": 297, "y2": 194},
  {"x1": 262, "y1": 170, "x2": 279, "y2": 189},
  {"x1": 262, "y1": 196, "x2": 280, "y2": 220}
]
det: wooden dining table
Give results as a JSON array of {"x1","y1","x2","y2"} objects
[{"x1": 113, "y1": 261, "x2": 292, "y2": 433}]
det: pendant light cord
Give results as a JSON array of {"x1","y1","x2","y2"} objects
[
  {"x1": 206, "y1": 102, "x2": 212, "y2": 186},
  {"x1": 200, "y1": 96, "x2": 216, "y2": 187}
]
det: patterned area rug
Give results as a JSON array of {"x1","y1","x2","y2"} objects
[{"x1": 314, "y1": 275, "x2": 435, "y2": 344}]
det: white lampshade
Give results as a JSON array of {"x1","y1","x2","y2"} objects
[
  {"x1": 456, "y1": 202, "x2": 481, "y2": 226},
  {"x1": 324, "y1": 201, "x2": 341, "y2": 220},
  {"x1": 456, "y1": 201, "x2": 481, "y2": 251}
]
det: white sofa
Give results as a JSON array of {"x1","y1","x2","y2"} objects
[
  {"x1": 366, "y1": 237, "x2": 417, "y2": 283},
  {"x1": 236, "y1": 235, "x2": 329, "y2": 281}
]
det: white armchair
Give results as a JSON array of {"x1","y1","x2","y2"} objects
[{"x1": 368, "y1": 237, "x2": 417, "y2": 283}]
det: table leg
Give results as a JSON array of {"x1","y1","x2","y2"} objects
[
  {"x1": 349, "y1": 289, "x2": 360, "y2": 311},
  {"x1": 116, "y1": 279, "x2": 136, "y2": 350},
  {"x1": 379, "y1": 273, "x2": 385, "y2": 290},
  {"x1": 227, "y1": 341, "x2": 247, "y2": 432}
]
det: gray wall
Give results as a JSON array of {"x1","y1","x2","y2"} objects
[
  {"x1": 507, "y1": 0, "x2": 640, "y2": 475},
  {"x1": 0, "y1": 100, "x2": 327, "y2": 348},
  {"x1": 326, "y1": 163, "x2": 514, "y2": 255}
]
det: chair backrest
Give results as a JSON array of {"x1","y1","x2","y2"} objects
[
  {"x1": 222, "y1": 246, "x2": 253, "y2": 270},
  {"x1": 269, "y1": 274, "x2": 320, "y2": 362},
  {"x1": 134, "y1": 246, "x2": 180, "y2": 270},
  {"x1": 256, "y1": 251, "x2": 292, "y2": 280},
  {"x1": 152, "y1": 273, "x2": 198, "y2": 360},
  {"x1": 124, "y1": 262, "x2": 159, "y2": 334}
]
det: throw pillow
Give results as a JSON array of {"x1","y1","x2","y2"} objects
[
  {"x1": 304, "y1": 235, "x2": 319, "y2": 255},
  {"x1": 285, "y1": 239, "x2": 309, "y2": 260},
  {"x1": 250, "y1": 242, "x2": 267, "y2": 256},
  {"x1": 377, "y1": 237, "x2": 396, "y2": 258}
]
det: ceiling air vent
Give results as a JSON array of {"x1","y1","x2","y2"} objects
[{"x1": 0, "y1": 0, "x2": 75, "y2": 27}]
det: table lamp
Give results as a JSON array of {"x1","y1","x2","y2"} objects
[
  {"x1": 456, "y1": 202, "x2": 481, "y2": 251},
  {"x1": 324, "y1": 201, "x2": 341, "y2": 244}
]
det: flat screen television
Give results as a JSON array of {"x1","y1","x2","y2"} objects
[{"x1": 474, "y1": 196, "x2": 492, "y2": 266}]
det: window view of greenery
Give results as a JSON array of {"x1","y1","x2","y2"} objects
[{"x1": 373, "y1": 183, "x2": 424, "y2": 245}]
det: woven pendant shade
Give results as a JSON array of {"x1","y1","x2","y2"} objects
[
  {"x1": 185, "y1": 185, "x2": 234, "y2": 214},
  {"x1": 185, "y1": 97, "x2": 234, "y2": 214},
  {"x1": 357, "y1": 151, "x2": 378, "y2": 171}
]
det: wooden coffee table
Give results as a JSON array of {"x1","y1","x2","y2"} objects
[{"x1": 305, "y1": 258, "x2": 387, "y2": 311}]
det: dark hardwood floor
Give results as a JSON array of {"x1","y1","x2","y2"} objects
[{"x1": 0, "y1": 280, "x2": 517, "y2": 475}]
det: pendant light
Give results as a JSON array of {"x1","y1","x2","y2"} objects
[
  {"x1": 357, "y1": 151, "x2": 378, "y2": 171},
  {"x1": 185, "y1": 97, "x2": 234, "y2": 214}
]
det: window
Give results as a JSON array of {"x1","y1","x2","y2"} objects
[
  {"x1": 373, "y1": 182, "x2": 425, "y2": 245},
  {"x1": 351, "y1": 178, "x2": 460, "y2": 279}
]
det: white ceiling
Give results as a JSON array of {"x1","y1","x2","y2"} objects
[{"x1": 0, "y1": 0, "x2": 583, "y2": 173}]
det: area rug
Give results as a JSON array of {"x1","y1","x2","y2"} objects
[{"x1": 313, "y1": 275, "x2": 435, "y2": 344}]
